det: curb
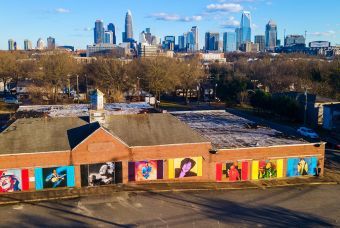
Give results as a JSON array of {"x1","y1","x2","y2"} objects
[{"x1": 0, "y1": 181, "x2": 337, "y2": 206}]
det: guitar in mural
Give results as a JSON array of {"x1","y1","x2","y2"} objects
[{"x1": 45, "y1": 169, "x2": 67, "y2": 188}]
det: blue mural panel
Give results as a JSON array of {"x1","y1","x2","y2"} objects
[
  {"x1": 35, "y1": 166, "x2": 75, "y2": 190},
  {"x1": 287, "y1": 157, "x2": 318, "y2": 177}
]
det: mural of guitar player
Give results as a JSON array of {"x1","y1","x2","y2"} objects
[{"x1": 43, "y1": 167, "x2": 68, "y2": 188}]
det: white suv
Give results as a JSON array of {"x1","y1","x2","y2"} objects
[{"x1": 297, "y1": 127, "x2": 319, "y2": 139}]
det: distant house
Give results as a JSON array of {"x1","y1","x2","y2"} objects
[
  {"x1": 323, "y1": 103, "x2": 340, "y2": 132},
  {"x1": 276, "y1": 92, "x2": 340, "y2": 127}
]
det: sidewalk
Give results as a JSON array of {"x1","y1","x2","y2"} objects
[{"x1": 0, "y1": 176, "x2": 337, "y2": 206}]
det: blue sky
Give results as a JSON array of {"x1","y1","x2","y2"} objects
[{"x1": 0, "y1": 0, "x2": 339, "y2": 50}]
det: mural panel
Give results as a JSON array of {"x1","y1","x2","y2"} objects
[
  {"x1": 0, "y1": 169, "x2": 29, "y2": 193},
  {"x1": 287, "y1": 157, "x2": 318, "y2": 177},
  {"x1": 128, "y1": 160, "x2": 163, "y2": 181},
  {"x1": 216, "y1": 161, "x2": 249, "y2": 181},
  {"x1": 168, "y1": 157, "x2": 202, "y2": 179},
  {"x1": 257, "y1": 160, "x2": 278, "y2": 179},
  {"x1": 81, "y1": 162, "x2": 122, "y2": 187},
  {"x1": 35, "y1": 166, "x2": 75, "y2": 190}
]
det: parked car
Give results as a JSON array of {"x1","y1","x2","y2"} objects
[
  {"x1": 326, "y1": 142, "x2": 340, "y2": 150},
  {"x1": 297, "y1": 127, "x2": 319, "y2": 139},
  {"x1": 3, "y1": 96, "x2": 20, "y2": 104}
]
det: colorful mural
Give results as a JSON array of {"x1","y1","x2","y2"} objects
[
  {"x1": 35, "y1": 166, "x2": 75, "y2": 190},
  {"x1": 128, "y1": 160, "x2": 163, "y2": 181},
  {"x1": 287, "y1": 157, "x2": 318, "y2": 177},
  {"x1": 81, "y1": 162, "x2": 122, "y2": 187},
  {"x1": 216, "y1": 161, "x2": 249, "y2": 181},
  {"x1": 168, "y1": 157, "x2": 202, "y2": 179},
  {"x1": 252, "y1": 159, "x2": 284, "y2": 180},
  {"x1": 0, "y1": 169, "x2": 29, "y2": 193}
]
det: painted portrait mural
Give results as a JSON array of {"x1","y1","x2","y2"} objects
[
  {"x1": 252, "y1": 159, "x2": 283, "y2": 180},
  {"x1": 81, "y1": 162, "x2": 122, "y2": 187},
  {"x1": 286, "y1": 157, "x2": 318, "y2": 177},
  {"x1": 35, "y1": 166, "x2": 75, "y2": 190},
  {"x1": 168, "y1": 157, "x2": 202, "y2": 179},
  {"x1": 216, "y1": 161, "x2": 249, "y2": 181},
  {"x1": 128, "y1": 160, "x2": 163, "y2": 181},
  {"x1": 0, "y1": 169, "x2": 29, "y2": 193}
]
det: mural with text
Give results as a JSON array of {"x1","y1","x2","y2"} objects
[
  {"x1": 35, "y1": 166, "x2": 75, "y2": 190},
  {"x1": 216, "y1": 161, "x2": 249, "y2": 181},
  {"x1": 287, "y1": 157, "x2": 318, "y2": 177},
  {"x1": 128, "y1": 160, "x2": 163, "y2": 181},
  {"x1": 168, "y1": 157, "x2": 202, "y2": 179},
  {"x1": 0, "y1": 169, "x2": 29, "y2": 193},
  {"x1": 81, "y1": 162, "x2": 122, "y2": 187}
]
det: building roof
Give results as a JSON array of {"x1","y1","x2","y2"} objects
[
  {"x1": 0, "y1": 117, "x2": 98, "y2": 155},
  {"x1": 0, "y1": 113, "x2": 209, "y2": 155},
  {"x1": 173, "y1": 111, "x2": 308, "y2": 149},
  {"x1": 102, "y1": 113, "x2": 209, "y2": 147}
]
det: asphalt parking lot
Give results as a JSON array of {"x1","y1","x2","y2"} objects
[{"x1": 0, "y1": 184, "x2": 339, "y2": 227}]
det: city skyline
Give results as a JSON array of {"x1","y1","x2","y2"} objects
[{"x1": 0, "y1": 0, "x2": 339, "y2": 50}]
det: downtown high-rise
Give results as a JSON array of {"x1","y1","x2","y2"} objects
[
  {"x1": 205, "y1": 32, "x2": 219, "y2": 51},
  {"x1": 241, "y1": 11, "x2": 251, "y2": 44},
  {"x1": 107, "y1": 23, "x2": 117, "y2": 44},
  {"x1": 123, "y1": 10, "x2": 133, "y2": 42},
  {"x1": 47, "y1": 36, "x2": 56, "y2": 49},
  {"x1": 223, "y1": 32, "x2": 236, "y2": 52},
  {"x1": 94, "y1": 20, "x2": 105, "y2": 44},
  {"x1": 265, "y1": 20, "x2": 277, "y2": 51}
]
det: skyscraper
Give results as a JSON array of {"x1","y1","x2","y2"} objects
[
  {"x1": 162, "y1": 36, "x2": 175, "y2": 51},
  {"x1": 254, "y1": 35, "x2": 265, "y2": 52},
  {"x1": 223, "y1": 32, "x2": 236, "y2": 52},
  {"x1": 235, "y1": 28, "x2": 241, "y2": 50},
  {"x1": 36, "y1": 38, "x2": 45, "y2": 50},
  {"x1": 191, "y1": 26, "x2": 199, "y2": 51},
  {"x1": 241, "y1": 11, "x2": 251, "y2": 44},
  {"x1": 123, "y1": 10, "x2": 133, "y2": 42},
  {"x1": 104, "y1": 31, "x2": 114, "y2": 44},
  {"x1": 107, "y1": 23, "x2": 117, "y2": 44},
  {"x1": 94, "y1": 20, "x2": 104, "y2": 44},
  {"x1": 178, "y1": 35, "x2": 186, "y2": 51},
  {"x1": 47, "y1": 36, "x2": 56, "y2": 49},
  {"x1": 205, "y1": 32, "x2": 220, "y2": 51},
  {"x1": 24, "y1": 39, "x2": 32, "y2": 50},
  {"x1": 8, "y1": 39, "x2": 15, "y2": 51},
  {"x1": 265, "y1": 20, "x2": 277, "y2": 51}
]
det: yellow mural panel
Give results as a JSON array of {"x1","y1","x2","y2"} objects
[
  {"x1": 172, "y1": 157, "x2": 202, "y2": 178},
  {"x1": 168, "y1": 159, "x2": 174, "y2": 179},
  {"x1": 277, "y1": 159, "x2": 283, "y2": 178},
  {"x1": 252, "y1": 161, "x2": 259, "y2": 180}
]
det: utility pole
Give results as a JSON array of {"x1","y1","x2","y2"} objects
[
  {"x1": 76, "y1": 75, "x2": 79, "y2": 103},
  {"x1": 304, "y1": 87, "x2": 308, "y2": 126}
]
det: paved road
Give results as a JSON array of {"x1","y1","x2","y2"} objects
[{"x1": 0, "y1": 185, "x2": 339, "y2": 227}]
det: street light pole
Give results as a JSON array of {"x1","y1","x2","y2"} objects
[{"x1": 304, "y1": 87, "x2": 308, "y2": 126}]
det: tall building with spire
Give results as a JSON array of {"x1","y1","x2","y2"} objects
[
  {"x1": 107, "y1": 23, "x2": 116, "y2": 44},
  {"x1": 123, "y1": 10, "x2": 133, "y2": 42},
  {"x1": 191, "y1": 26, "x2": 199, "y2": 51},
  {"x1": 241, "y1": 11, "x2": 251, "y2": 44},
  {"x1": 94, "y1": 20, "x2": 104, "y2": 44},
  {"x1": 265, "y1": 20, "x2": 277, "y2": 51}
]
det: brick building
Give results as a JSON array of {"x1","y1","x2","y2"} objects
[{"x1": 0, "y1": 102, "x2": 325, "y2": 193}]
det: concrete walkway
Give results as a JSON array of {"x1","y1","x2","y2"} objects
[{"x1": 0, "y1": 176, "x2": 337, "y2": 206}]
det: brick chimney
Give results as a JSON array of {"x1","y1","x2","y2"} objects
[{"x1": 89, "y1": 89, "x2": 106, "y2": 124}]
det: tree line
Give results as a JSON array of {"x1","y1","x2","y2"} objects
[{"x1": 0, "y1": 51, "x2": 338, "y2": 106}]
